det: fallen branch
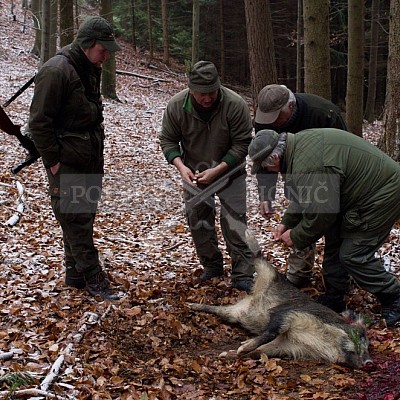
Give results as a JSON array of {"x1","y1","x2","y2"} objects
[
  {"x1": 116, "y1": 69, "x2": 172, "y2": 82},
  {"x1": 40, "y1": 311, "x2": 100, "y2": 392},
  {"x1": 0, "y1": 351, "x2": 14, "y2": 361},
  {"x1": 5, "y1": 180, "x2": 25, "y2": 227},
  {"x1": 0, "y1": 388, "x2": 61, "y2": 398}
]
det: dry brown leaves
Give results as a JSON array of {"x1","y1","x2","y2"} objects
[{"x1": 1, "y1": 1, "x2": 400, "y2": 399}]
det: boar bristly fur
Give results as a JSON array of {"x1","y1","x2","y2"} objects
[{"x1": 189, "y1": 231, "x2": 372, "y2": 369}]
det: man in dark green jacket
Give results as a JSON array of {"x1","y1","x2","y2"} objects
[
  {"x1": 249, "y1": 128, "x2": 400, "y2": 326},
  {"x1": 159, "y1": 61, "x2": 255, "y2": 292},
  {"x1": 29, "y1": 16, "x2": 121, "y2": 300},
  {"x1": 254, "y1": 84, "x2": 347, "y2": 288}
]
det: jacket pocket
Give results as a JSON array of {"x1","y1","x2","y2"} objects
[
  {"x1": 342, "y1": 209, "x2": 368, "y2": 231},
  {"x1": 58, "y1": 131, "x2": 91, "y2": 168}
]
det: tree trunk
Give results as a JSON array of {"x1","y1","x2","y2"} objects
[
  {"x1": 379, "y1": 0, "x2": 400, "y2": 160},
  {"x1": 364, "y1": 0, "x2": 380, "y2": 122},
  {"x1": 130, "y1": 0, "x2": 137, "y2": 51},
  {"x1": 49, "y1": 0, "x2": 58, "y2": 57},
  {"x1": 59, "y1": 0, "x2": 74, "y2": 48},
  {"x1": 346, "y1": 0, "x2": 364, "y2": 136},
  {"x1": 30, "y1": 0, "x2": 41, "y2": 57},
  {"x1": 303, "y1": 0, "x2": 331, "y2": 99},
  {"x1": 219, "y1": 0, "x2": 225, "y2": 81},
  {"x1": 147, "y1": 0, "x2": 153, "y2": 59},
  {"x1": 296, "y1": 0, "x2": 303, "y2": 93},
  {"x1": 192, "y1": 0, "x2": 200, "y2": 65},
  {"x1": 161, "y1": 0, "x2": 169, "y2": 65},
  {"x1": 100, "y1": 0, "x2": 119, "y2": 100},
  {"x1": 243, "y1": 0, "x2": 277, "y2": 109},
  {"x1": 40, "y1": 0, "x2": 51, "y2": 65}
]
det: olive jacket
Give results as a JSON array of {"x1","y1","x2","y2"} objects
[
  {"x1": 159, "y1": 87, "x2": 252, "y2": 173},
  {"x1": 255, "y1": 93, "x2": 347, "y2": 203},
  {"x1": 280, "y1": 128, "x2": 400, "y2": 249},
  {"x1": 29, "y1": 42, "x2": 104, "y2": 172}
]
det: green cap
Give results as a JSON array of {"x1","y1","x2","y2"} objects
[
  {"x1": 248, "y1": 129, "x2": 279, "y2": 174},
  {"x1": 75, "y1": 16, "x2": 121, "y2": 52},
  {"x1": 188, "y1": 61, "x2": 221, "y2": 93}
]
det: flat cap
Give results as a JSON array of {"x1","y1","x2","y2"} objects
[
  {"x1": 255, "y1": 84, "x2": 290, "y2": 124},
  {"x1": 248, "y1": 129, "x2": 279, "y2": 174}
]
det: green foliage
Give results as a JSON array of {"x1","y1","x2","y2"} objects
[{"x1": 0, "y1": 372, "x2": 36, "y2": 397}]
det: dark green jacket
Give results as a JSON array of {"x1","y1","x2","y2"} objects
[
  {"x1": 29, "y1": 43, "x2": 104, "y2": 172},
  {"x1": 159, "y1": 87, "x2": 252, "y2": 172},
  {"x1": 281, "y1": 128, "x2": 400, "y2": 249},
  {"x1": 255, "y1": 93, "x2": 347, "y2": 202}
]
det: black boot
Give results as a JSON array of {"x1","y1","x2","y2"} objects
[
  {"x1": 315, "y1": 292, "x2": 346, "y2": 313},
  {"x1": 85, "y1": 271, "x2": 120, "y2": 301},
  {"x1": 65, "y1": 265, "x2": 85, "y2": 289},
  {"x1": 200, "y1": 267, "x2": 224, "y2": 282},
  {"x1": 379, "y1": 294, "x2": 400, "y2": 327}
]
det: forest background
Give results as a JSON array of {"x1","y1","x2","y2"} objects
[{"x1": 0, "y1": 0, "x2": 400, "y2": 399}]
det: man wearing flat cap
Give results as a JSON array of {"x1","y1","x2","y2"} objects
[
  {"x1": 249, "y1": 128, "x2": 400, "y2": 327},
  {"x1": 29, "y1": 16, "x2": 121, "y2": 300},
  {"x1": 159, "y1": 60, "x2": 255, "y2": 293},
  {"x1": 253, "y1": 84, "x2": 347, "y2": 288}
]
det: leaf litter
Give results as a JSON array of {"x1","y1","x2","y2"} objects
[{"x1": 0, "y1": 2, "x2": 400, "y2": 399}]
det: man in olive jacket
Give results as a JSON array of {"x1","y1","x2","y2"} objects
[
  {"x1": 159, "y1": 61, "x2": 255, "y2": 292},
  {"x1": 29, "y1": 16, "x2": 121, "y2": 300},
  {"x1": 249, "y1": 128, "x2": 400, "y2": 326},
  {"x1": 254, "y1": 84, "x2": 348, "y2": 288}
]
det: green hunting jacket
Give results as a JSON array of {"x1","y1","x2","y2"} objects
[
  {"x1": 159, "y1": 87, "x2": 252, "y2": 172},
  {"x1": 281, "y1": 128, "x2": 400, "y2": 249},
  {"x1": 29, "y1": 42, "x2": 104, "y2": 172}
]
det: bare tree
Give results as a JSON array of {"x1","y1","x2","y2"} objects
[
  {"x1": 364, "y1": 0, "x2": 380, "y2": 122},
  {"x1": 192, "y1": 0, "x2": 200, "y2": 65},
  {"x1": 243, "y1": 0, "x2": 277, "y2": 109},
  {"x1": 379, "y1": 0, "x2": 400, "y2": 160},
  {"x1": 161, "y1": 0, "x2": 169, "y2": 65},
  {"x1": 59, "y1": 0, "x2": 74, "y2": 48},
  {"x1": 303, "y1": 0, "x2": 331, "y2": 99},
  {"x1": 346, "y1": 0, "x2": 364, "y2": 136},
  {"x1": 130, "y1": 0, "x2": 137, "y2": 51},
  {"x1": 40, "y1": 0, "x2": 51, "y2": 65},
  {"x1": 100, "y1": 0, "x2": 119, "y2": 100}
]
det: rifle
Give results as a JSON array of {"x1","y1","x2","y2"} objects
[
  {"x1": 184, "y1": 161, "x2": 247, "y2": 210},
  {"x1": 0, "y1": 75, "x2": 40, "y2": 174}
]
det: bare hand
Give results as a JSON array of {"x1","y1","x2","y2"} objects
[
  {"x1": 196, "y1": 167, "x2": 220, "y2": 185},
  {"x1": 50, "y1": 162, "x2": 61, "y2": 175},
  {"x1": 259, "y1": 201, "x2": 275, "y2": 220},
  {"x1": 274, "y1": 223, "x2": 288, "y2": 241}
]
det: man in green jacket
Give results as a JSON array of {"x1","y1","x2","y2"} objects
[
  {"x1": 254, "y1": 84, "x2": 347, "y2": 288},
  {"x1": 249, "y1": 128, "x2": 400, "y2": 326},
  {"x1": 159, "y1": 61, "x2": 255, "y2": 292},
  {"x1": 29, "y1": 16, "x2": 121, "y2": 300}
]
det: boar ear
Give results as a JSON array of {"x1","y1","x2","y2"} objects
[{"x1": 341, "y1": 310, "x2": 370, "y2": 326}]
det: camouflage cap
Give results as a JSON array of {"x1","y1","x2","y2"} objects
[{"x1": 75, "y1": 16, "x2": 121, "y2": 52}]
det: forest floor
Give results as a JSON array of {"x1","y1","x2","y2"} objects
[{"x1": 1, "y1": 1, "x2": 400, "y2": 399}]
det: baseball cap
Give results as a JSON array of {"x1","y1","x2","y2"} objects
[
  {"x1": 255, "y1": 84, "x2": 290, "y2": 124},
  {"x1": 248, "y1": 129, "x2": 279, "y2": 174},
  {"x1": 76, "y1": 16, "x2": 121, "y2": 52}
]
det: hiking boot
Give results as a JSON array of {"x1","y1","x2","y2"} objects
[
  {"x1": 65, "y1": 265, "x2": 85, "y2": 290},
  {"x1": 200, "y1": 268, "x2": 224, "y2": 282},
  {"x1": 381, "y1": 297, "x2": 400, "y2": 327},
  {"x1": 232, "y1": 278, "x2": 253, "y2": 294},
  {"x1": 85, "y1": 271, "x2": 120, "y2": 301},
  {"x1": 315, "y1": 293, "x2": 346, "y2": 313}
]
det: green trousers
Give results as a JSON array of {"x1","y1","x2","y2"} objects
[
  {"x1": 184, "y1": 172, "x2": 255, "y2": 281},
  {"x1": 322, "y1": 221, "x2": 400, "y2": 299},
  {"x1": 47, "y1": 164, "x2": 103, "y2": 279}
]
